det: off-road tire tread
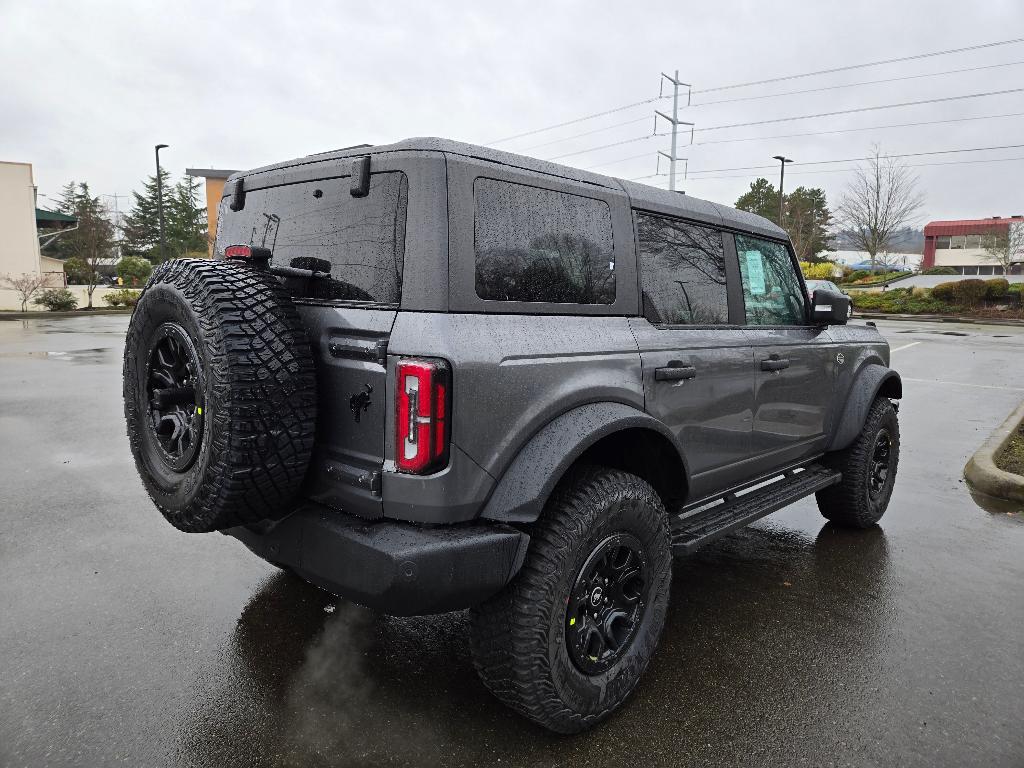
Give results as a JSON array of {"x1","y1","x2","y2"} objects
[
  {"x1": 816, "y1": 396, "x2": 899, "y2": 528},
  {"x1": 124, "y1": 259, "x2": 317, "y2": 532},
  {"x1": 469, "y1": 465, "x2": 670, "y2": 733}
]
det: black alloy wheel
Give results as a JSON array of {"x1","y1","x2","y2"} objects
[
  {"x1": 145, "y1": 322, "x2": 204, "y2": 472},
  {"x1": 566, "y1": 533, "x2": 648, "y2": 675},
  {"x1": 868, "y1": 429, "x2": 892, "y2": 499}
]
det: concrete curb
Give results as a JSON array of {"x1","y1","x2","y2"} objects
[
  {"x1": 0, "y1": 309, "x2": 132, "y2": 321},
  {"x1": 964, "y1": 398, "x2": 1024, "y2": 503},
  {"x1": 854, "y1": 312, "x2": 1024, "y2": 327}
]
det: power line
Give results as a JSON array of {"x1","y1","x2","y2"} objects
[
  {"x1": 508, "y1": 62, "x2": 1024, "y2": 156},
  {"x1": 689, "y1": 37, "x2": 1024, "y2": 95},
  {"x1": 649, "y1": 155, "x2": 1024, "y2": 184},
  {"x1": 517, "y1": 115, "x2": 651, "y2": 152},
  {"x1": 633, "y1": 146, "x2": 1024, "y2": 181},
  {"x1": 485, "y1": 37, "x2": 1024, "y2": 146},
  {"x1": 690, "y1": 59, "x2": 1024, "y2": 108},
  {"x1": 691, "y1": 111, "x2": 1024, "y2": 147},
  {"x1": 692, "y1": 87, "x2": 1024, "y2": 133},
  {"x1": 579, "y1": 111, "x2": 1024, "y2": 171},
  {"x1": 544, "y1": 89, "x2": 1024, "y2": 163},
  {"x1": 485, "y1": 96, "x2": 663, "y2": 146}
]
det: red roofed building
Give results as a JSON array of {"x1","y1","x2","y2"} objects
[{"x1": 922, "y1": 215, "x2": 1024, "y2": 275}]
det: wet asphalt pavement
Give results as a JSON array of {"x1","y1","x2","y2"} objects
[{"x1": 1, "y1": 315, "x2": 1023, "y2": 768}]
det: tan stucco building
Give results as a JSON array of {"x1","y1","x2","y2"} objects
[
  {"x1": 185, "y1": 168, "x2": 237, "y2": 254},
  {"x1": 0, "y1": 161, "x2": 45, "y2": 276}
]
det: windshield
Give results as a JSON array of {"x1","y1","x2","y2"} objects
[{"x1": 215, "y1": 171, "x2": 408, "y2": 304}]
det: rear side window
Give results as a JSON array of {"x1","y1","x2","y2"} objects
[
  {"x1": 473, "y1": 179, "x2": 615, "y2": 304},
  {"x1": 635, "y1": 213, "x2": 728, "y2": 325},
  {"x1": 736, "y1": 234, "x2": 805, "y2": 325},
  {"x1": 215, "y1": 172, "x2": 408, "y2": 304}
]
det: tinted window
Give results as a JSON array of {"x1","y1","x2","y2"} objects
[
  {"x1": 736, "y1": 234, "x2": 805, "y2": 325},
  {"x1": 474, "y1": 179, "x2": 615, "y2": 304},
  {"x1": 215, "y1": 172, "x2": 408, "y2": 304},
  {"x1": 635, "y1": 213, "x2": 728, "y2": 324}
]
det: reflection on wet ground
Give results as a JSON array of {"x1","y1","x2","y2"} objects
[
  {"x1": 0, "y1": 347, "x2": 113, "y2": 363},
  {"x1": 2, "y1": 316, "x2": 1024, "y2": 767},
  {"x1": 175, "y1": 523, "x2": 894, "y2": 768}
]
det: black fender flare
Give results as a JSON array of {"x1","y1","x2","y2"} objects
[
  {"x1": 479, "y1": 402, "x2": 688, "y2": 524},
  {"x1": 827, "y1": 364, "x2": 902, "y2": 452}
]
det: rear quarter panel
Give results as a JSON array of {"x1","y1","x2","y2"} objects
[{"x1": 387, "y1": 312, "x2": 644, "y2": 479}]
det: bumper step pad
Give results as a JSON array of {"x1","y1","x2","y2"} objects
[{"x1": 671, "y1": 464, "x2": 841, "y2": 556}]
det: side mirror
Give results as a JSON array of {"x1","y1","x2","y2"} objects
[{"x1": 811, "y1": 289, "x2": 850, "y2": 325}]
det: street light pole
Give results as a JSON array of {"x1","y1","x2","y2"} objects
[
  {"x1": 155, "y1": 144, "x2": 169, "y2": 262},
  {"x1": 772, "y1": 155, "x2": 793, "y2": 227}
]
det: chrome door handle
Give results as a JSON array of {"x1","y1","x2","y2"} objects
[{"x1": 760, "y1": 358, "x2": 790, "y2": 371}]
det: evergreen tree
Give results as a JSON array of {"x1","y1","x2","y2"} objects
[
  {"x1": 734, "y1": 178, "x2": 778, "y2": 222},
  {"x1": 736, "y1": 178, "x2": 834, "y2": 262},
  {"x1": 121, "y1": 168, "x2": 169, "y2": 261},
  {"x1": 168, "y1": 175, "x2": 208, "y2": 257},
  {"x1": 786, "y1": 186, "x2": 834, "y2": 263},
  {"x1": 54, "y1": 182, "x2": 116, "y2": 308}
]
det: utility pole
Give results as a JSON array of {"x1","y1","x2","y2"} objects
[
  {"x1": 100, "y1": 193, "x2": 125, "y2": 260},
  {"x1": 772, "y1": 155, "x2": 793, "y2": 227},
  {"x1": 155, "y1": 144, "x2": 169, "y2": 262},
  {"x1": 655, "y1": 70, "x2": 693, "y2": 192}
]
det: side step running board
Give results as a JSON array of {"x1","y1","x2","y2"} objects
[{"x1": 671, "y1": 464, "x2": 841, "y2": 556}]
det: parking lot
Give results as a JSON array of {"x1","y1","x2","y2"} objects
[{"x1": 2, "y1": 314, "x2": 1023, "y2": 767}]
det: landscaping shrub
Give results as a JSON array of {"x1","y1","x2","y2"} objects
[
  {"x1": 931, "y1": 281, "x2": 957, "y2": 302},
  {"x1": 116, "y1": 256, "x2": 153, "y2": 287},
  {"x1": 102, "y1": 288, "x2": 141, "y2": 308},
  {"x1": 1009, "y1": 282, "x2": 1024, "y2": 294},
  {"x1": 951, "y1": 279, "x2": 988, "y2": 307},
  {"x1": 983, "y1": 278, "x2": 1010, "y2": 299},
  {"x1": 32, "y1": 288, "x2": 78, "y2": 311},
  {"x1": 846, "y1": 270, "x2": 870, "y2": 282},
  {"x1": 922, "y1": 266, "x2": 957, "y2": 275},
  {"x1": 799, "y1": 261, "x2": 835, "y2": 280},
  {"x1": 852, "y1": 290, "x2": 956, "y2": 315}
]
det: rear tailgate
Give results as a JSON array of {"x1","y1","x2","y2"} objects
[{"x1": 299, "y1": 305, "x2": 395, "y2": 519}]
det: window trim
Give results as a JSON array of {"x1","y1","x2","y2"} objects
[
  {"x1": 214, "y1": 169, "x2": 410, "y2": 308},
  {"x1": 633, "y1": 210, "x2": 733, "y2": 328},
  {"x1": 730, "y1": 232, "x2": 812, "y2": 329},
  {"x1": 447, "y1": 157, "x2": 638, "y2": 316},
  {"x1": 472, "y1": 176, "x2": 617, "y2": 306}
]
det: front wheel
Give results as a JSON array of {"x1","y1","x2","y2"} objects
[
  {"x1": 469, "y1": 466, "x2": 672, "y2": 733},
  {"x1": 816, "y1": 397, "x2": 900, "y2": 528}
]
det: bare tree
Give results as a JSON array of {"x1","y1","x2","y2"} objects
[
  {"x1": 836, "y1": 146, "x2": 924, "y2": 273},
  {"x1": 2, "y1": 272, "x2": 50, "y2": 311},
  {"x1": 984, "y1": 222, "x2": 1024, "y2": 274}
]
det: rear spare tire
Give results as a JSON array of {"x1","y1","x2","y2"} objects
[{"x1": 123, "y1": 259, "x2": 317, "y2": 533}]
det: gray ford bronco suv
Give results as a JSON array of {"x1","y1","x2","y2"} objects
[{"x1": 123, "y1": 138, "x2": 901, "y2": 733}]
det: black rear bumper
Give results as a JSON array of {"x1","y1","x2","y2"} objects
[{"x1": 223, "y1": 503, "x2": 529, "y2": 616}]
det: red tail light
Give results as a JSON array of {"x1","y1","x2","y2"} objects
[
  {"x1": 224, "y1": 244, "x2": 252, "y2": 260},
  {"x1": 396, "y1": 358, "x2": 450, "y2": 474}
]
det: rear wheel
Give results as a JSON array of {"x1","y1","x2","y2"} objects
[
  {"x1": 469, "y1": 466, "x2": 671, "y2": 733},
  {"x1": 816, "y1": 397, "x2": 900, "y2": 528}
]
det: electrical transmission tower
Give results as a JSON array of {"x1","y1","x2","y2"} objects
[{"x1": 655, "y1": 70, "x2": 694, "y2": 191}]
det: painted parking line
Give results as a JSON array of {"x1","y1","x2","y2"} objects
[
  {"x1": 890, "y1": 341, "x2": 922, "y2": 352},
  {"x1": 901, "y1": 376, "x2": 1024, "y2": 392}
]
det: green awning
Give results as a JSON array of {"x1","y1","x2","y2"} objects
[{"x1": 36, "y1": 208, "x2": 77, "y2": 226}]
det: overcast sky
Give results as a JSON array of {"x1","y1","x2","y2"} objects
[{"x1": 2, "y1": 0, "x2": 1022, "y2": 223}]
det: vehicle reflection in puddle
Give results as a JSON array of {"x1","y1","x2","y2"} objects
[{"x1": 0, "y1": 347, "x2": 111, "y2": 364}]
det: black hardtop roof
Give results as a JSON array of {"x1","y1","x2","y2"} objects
[{"x1": 232, "y1": 137, "x2": 786, "y2": 241}]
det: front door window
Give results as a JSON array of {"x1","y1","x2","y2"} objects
[{"x1": 736, "y1": 235, "x2": 805, "y2": 326}]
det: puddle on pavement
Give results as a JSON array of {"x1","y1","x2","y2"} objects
[
  {"x1": 969, "y1": 488, "x2": 1024, "y2": 519},
  {"x1": 0, "y1": 347, "x2": 112, "y2": 364}
]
